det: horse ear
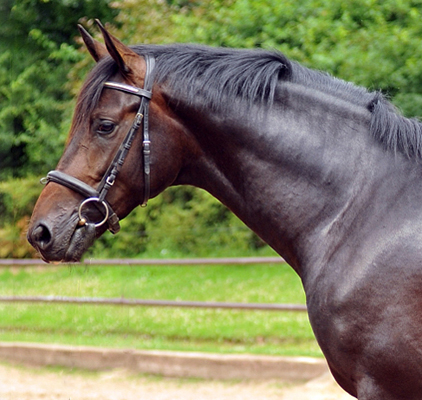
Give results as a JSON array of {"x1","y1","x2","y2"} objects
[
  {"x1": 95, "y1": 19, "x2": 145, "y2": 78},
  {"x1": 78, "y1": 24, "x2": 108, "y2": 62}
]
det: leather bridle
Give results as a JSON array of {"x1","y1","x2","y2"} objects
[{"x1": 41, "y1": 55, "x2": 156, "y2": 234}]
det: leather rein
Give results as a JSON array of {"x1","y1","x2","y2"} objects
[{"x1": 41, "y1": 56, "x2": 156, "y2": 234}]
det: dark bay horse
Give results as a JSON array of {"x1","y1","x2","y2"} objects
[{"x1": 27, "y1": 21, "x2": 422, "y2": 399}]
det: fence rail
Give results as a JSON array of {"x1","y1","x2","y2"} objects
[
  {"x1": 0, "y1": 257, "x2": 285, "y2": 266},
  {"x1": 0, "y1": 295, "x2": 307, "y2": 312},
  {"x1": 0, "y1": 257, "x2": 307, "y2": 312}
]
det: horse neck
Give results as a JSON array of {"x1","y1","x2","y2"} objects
[{"x1": 170, "y1": 82, "x2": 385, "y2": 275}]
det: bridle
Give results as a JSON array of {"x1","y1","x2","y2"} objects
[{"x1": 41, "y1": 55, "x2": 156, "y2": 234}]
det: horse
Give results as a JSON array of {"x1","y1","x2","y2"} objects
[{"x1": 27, "y1": 20, "x2": 422, "y2": 399}]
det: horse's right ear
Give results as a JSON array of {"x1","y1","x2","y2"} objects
[{"x1": 78, "y1": 24, "x2": 108, "y2": 62}]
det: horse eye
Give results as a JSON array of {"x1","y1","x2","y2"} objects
[{"x1": 96, "y1": 120, "x2": 116, "y2": 135}]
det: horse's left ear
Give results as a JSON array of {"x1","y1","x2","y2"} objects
[
  {"x1": 95, "y1": 19, "x2": 145, "y2": 79},
  {"x1": 78, "y1": 24, "x2": 108, "y2": 62}
]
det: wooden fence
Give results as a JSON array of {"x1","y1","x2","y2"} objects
[{"x1": 0, "y1": 258, "x2": 307, "y2": 312}]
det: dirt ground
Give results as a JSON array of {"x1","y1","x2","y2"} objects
[{"x1": 0, "y1": 362, "x2": 355, "y2": 400}]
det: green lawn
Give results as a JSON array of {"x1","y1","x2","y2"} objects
[{"x1": 0, "y1": 262, "x2": 322, "y2": 357}]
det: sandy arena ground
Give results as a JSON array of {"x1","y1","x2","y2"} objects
[{"x1": 0, "y1": 362, "x2": 355, "y2": 400}]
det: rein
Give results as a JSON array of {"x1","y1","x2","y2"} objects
[{"x1": 42, "y1": 55, "x2": 156, "y2": 234}]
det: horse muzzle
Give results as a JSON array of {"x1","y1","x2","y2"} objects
[{"x1": 27, "y1": 215, "x2": 97, "y2": 263}]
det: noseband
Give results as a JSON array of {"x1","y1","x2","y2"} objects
[{"x1": 41, "y1": 56, "x2": 156, "y2": 234}]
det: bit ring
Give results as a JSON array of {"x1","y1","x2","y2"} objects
[{"x1": 78, "y1": 197, "x2": 109, "y2": 228}]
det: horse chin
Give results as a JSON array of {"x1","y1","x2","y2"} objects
[{"x1": 62, "y1": 223, "x2": 97, "y2": 262}]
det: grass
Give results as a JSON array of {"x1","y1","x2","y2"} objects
[{"x1": 0, "y1": 261, "x2": 322, "y2": 357}]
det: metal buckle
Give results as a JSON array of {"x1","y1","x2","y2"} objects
[
  {"x1": 143, "y1": 140, "x2": 151, "y2": 153},
  {"x1": 106, "y1": 175, "x2": 115, "y2": 186}
]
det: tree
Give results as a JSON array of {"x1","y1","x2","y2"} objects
[
  {"x1": 164, "y1": 0, "x2": 422, "y2": 117},
  {"x1": 0, "y1": 0, "x2": 119, "y2": 179}
]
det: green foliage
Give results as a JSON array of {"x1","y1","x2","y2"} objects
[
  {"x1": 0, "y1": 177, "x2": 42, "y2": 225},
  {"x1": 0, "y1": 0, "x2": 118, "y2": 179},
  {"x1": 0, "y1": 177, "x2": 42, "y2": 257},
  {"x1": 165, "y1": 0, "x2": 422, "y2": 116},
  {"x1": 0, "y1": 0, "x2": 118, "y2": 45},
  {"x1": 88, "y1": 187, "x2": 269, "y2": 258}
]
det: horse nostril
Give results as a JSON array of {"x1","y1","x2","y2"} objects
[{"x1": 30, "y1": 224, "x2": 52, "y2": 250}]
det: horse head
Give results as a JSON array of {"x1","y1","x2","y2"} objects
[{"x1": 27, "y1": 21, "x2": 192, "y2": 262}]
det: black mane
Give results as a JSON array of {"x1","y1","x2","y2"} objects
[
  {"x1": 76, "y1": 43, "x2": 422, "y2": 160},
  {"x1": 134, "y1": 44, "x2": 291, "y2": 109}
]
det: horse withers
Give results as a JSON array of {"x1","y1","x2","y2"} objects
[{"x1": 27, "y1": 21, "x2": 422, "y2": 399}]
